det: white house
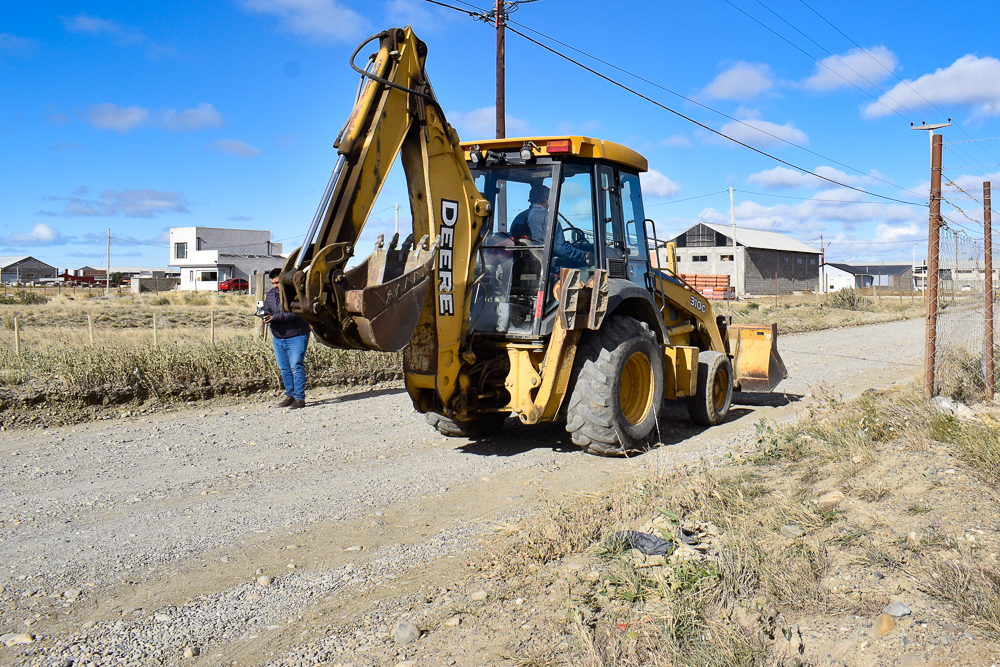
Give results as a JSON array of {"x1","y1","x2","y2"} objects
[{"x1": 169, "y1": 227, "x2": 284, "y2": 291}]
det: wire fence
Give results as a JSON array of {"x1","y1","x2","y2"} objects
[{"x1": 933, "y1": 227, "x2": 996, "y2": 401}]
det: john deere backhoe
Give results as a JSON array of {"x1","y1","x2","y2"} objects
[{"x1": 278, "y1": 27, "x2": 786, "y2": 455}]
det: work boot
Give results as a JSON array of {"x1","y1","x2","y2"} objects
[
  {"x1": 289, "y1": 399, "x2": 306, "y2": 410},
  {"x1": 277, "y1": 396, "x2": 295, "y2": 408}
]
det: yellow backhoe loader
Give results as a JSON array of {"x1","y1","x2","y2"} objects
[{"x1": 278, "y1": 27, "x2": 786, "y2": 455}]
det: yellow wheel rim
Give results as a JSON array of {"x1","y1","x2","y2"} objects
[
  {"x1": 619, "y1": 351, "x2": 654, "y2": 426},
  {"x1": 711, "y1": 365, "x2": 729, "y2": 412}
]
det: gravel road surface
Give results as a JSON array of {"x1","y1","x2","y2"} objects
[{"x1": 0, "y1": 317, "x2": 925, "y2": 666}]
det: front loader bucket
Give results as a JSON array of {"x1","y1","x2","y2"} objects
[
  {"x1": 728, "y1": 324, "x2": 788, "y2": 392},
  {"x1": 282, "y1": 233, "x2": 438, "y2": 353}
]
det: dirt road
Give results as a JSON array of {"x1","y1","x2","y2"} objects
[{"x1": 0, "y1": 317, "x2": 925, "y2": 666}]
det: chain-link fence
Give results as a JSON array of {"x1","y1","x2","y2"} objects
[{"x1": 933, "y1": 227, "x2": 996, "y2": 401}]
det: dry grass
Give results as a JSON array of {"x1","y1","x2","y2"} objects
[
  {"x1": 715, "y1": 297, "x2": 924, "y2": 335},
  {"x1": 484, "y1": 384, "x2": 1000, "y2": 665},
  {"x1": 0, "y1": 292, "x2": 401, "y2": 425}
]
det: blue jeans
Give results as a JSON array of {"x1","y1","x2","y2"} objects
[{"x1": 272, "y1": 334, "x2": 309, "y2": 400}]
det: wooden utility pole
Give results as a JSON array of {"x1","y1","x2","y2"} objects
[
  {"x1": 925, "y1": 134, "x2": 943, "y2": 397},
  {"x1": 985, "y1": 181, "x2": 994, "y2": 400},
  {"x1": 495, "y1": 0, "x2": 505, "y2": 139}
]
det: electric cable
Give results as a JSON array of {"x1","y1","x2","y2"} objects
[
  {"x1": 723, "y1": 0, "x2": 914, "y2": 123},
  {"x1": 499, "y1": 24, "x2": 925, "y2": 207},
  {"x1": 796, "y1": 0, "x2": 1000, "y2": 167},
  {"x1": 427, "y1": 0, "x2": 931, "y2": 204}
]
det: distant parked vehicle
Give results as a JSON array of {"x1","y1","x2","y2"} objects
[{"x1": 219, "y1": 278, "x2": 249, "y2": 293}]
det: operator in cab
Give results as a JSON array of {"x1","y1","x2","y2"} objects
[{"x1": 511, "y1": 184, "x2": 593, "y2": 268}]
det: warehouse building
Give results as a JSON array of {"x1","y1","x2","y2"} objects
[
  {"x1": 0, "y1": 256, "x2": 57, "y2": 284},
  {"x1": 660, "y1": 223, "x2": 820, "y2": 296}
]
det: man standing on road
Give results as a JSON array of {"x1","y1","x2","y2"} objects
[{"x1": 263, "y1": 268, "x2": 310, "y2": 409}]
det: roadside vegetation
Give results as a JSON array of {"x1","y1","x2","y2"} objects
[
  {"x1": 0, "y1": 292, "x2": 398, "y2": 428},
  {"x1": 478, "y1": 384, "x2": 1000, "y2": 665},
  {"x1": 0, "y1": 288, "x2": 926, "y2": 429},
  {"x1": 717, "y1": 289, "x2": 925, "y2": 335}
]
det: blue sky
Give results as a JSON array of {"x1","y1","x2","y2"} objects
[{"x1": 3, "y1": 0, "x2": 1000, "y2": 270}]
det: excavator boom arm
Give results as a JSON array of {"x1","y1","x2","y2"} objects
[{"x1": 278, "y1": 27, "x2": 490, "y2": 413}]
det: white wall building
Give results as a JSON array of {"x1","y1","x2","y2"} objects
[{"x1": 169, "y1": 227, "x2": 284, "y2": 291}]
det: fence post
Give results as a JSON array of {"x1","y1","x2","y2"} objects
[
  {"x1": 211, "y1": 310, "x2": 215, "y2": 345},
  {"x1": 925, "y1": 134, "x2": 943, "y2": 397},
  {"x1": 153, "y1": 314, "x2": 158, "y2": 347},
  {"x1": 985, "y1": 181, "x2": 994, "y2": 400},
  {"x1": 254, "y1": 272, "x2": 266, "y2": 339},
  {"x1": 87, "y1": 313, "x2": 94, "y2": 347},
  {"x1": 13, "y1": 316, "x2": 19, "y2": 356}
]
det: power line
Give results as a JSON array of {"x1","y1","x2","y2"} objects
[
  {"x1": 725, "y1": 0, "x2": 915, "y2": 123},
  {"x1": 796, "y1": 0, "x2": 1000, "y2": 167},
  {"x1": 735, "y1": 189, "x2": 919, "y2": 204},
  {"x1": 645, "y1": 190, "x2": 728, "y2": 207},
  {"x1": 946, "y1": 137, "x2": 1000, "y2": 145},
  {"x1": 488, "y1": 8, "x2": 931, "y2": 202},
  {"x1": 495, "y1": 24, "x2": 925, "y2": 208}
]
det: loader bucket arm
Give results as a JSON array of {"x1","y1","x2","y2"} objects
[
  {"x1": 277, "y1": 27, "x2": 490, "y2": 413},
  {"x1": 648, "y1": 269, "x2": 787, "y2": 392}
]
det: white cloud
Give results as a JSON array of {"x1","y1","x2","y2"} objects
[
  {"x1": 161, "y1": 103, "x2": 225, "y2": 131},
  {"x1": 748, "y1": 165, "x2": 886, "y2": 189},
  {"x1": 703, "y1": 62, "x2": 773, "y2": 100},
  {"x1": 88, "y1": 103, "x2": 149, "y2": 133},
  {"x1": 716, "y1": 117, "x2": 808, "y2": 148},
  {"x1": 386, "y1": 0, "x2": 458, "y2": 33},
  {"x1": 0, "y1": 223, "x2": 71, "y2": 247},
  {"x1": 57, "y1": 188, "x2": 189, "y2": 218},
  {"x1": 87, "y1": 103, "x2": 226, "y2": 133},
  {"x1": 662, "y1": 135, "x2": 693, "y2": 148},
  {"x1": 102, "y1": 189, "x2": 189, "y2": 217},
  {"x1": 641, "y1": 169, "x2": 681, "y2": 198},
  {"x1": 237, "y1": 0, "x2": 367, "y2": 43},
  {"x1": 0, "y1": 33, "x2": 39, "y2": 57},
  {"x1": 60, "y1": 13, "x2": 172, "y2": 57},
  {"x1": 210, "y1": 139, "x2": 262, "y2": 158},
  {"x1": 747, "y1": 166, "x2": 811, "y2": 189},
  {"x1": 874, "y1": 222, "x2": 921, "y2": 242},
  {"x1": 697, "y1": 188, "x2": 917, "y2": 236},
  {"x1": 863, "y1": 54, "x2": 1000, "y2": 119},
  {"x1": 446, "y1": 107, "x2": 529, "y2": 139},
  {"x1": 803, "y1": 46, "x2": 897, "y2": 91}
]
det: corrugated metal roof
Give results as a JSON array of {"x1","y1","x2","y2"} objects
[
  {"x1": 670, "y1": 223, "x2": 819, "y2": 254},
  {"x1": 827, "y1": 262, "x2": 911, "y2": 276},
  {"x1": 0, "y1": 256, "x2": 32, "y2": 269}
]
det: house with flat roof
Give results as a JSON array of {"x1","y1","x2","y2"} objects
[{"x1": 169, "y1": 227, "x2": 284, "y2": 291}]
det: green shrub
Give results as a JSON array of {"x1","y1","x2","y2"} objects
[{"x1": 151, "y1": 296, "x2": 171, "y2": 306}]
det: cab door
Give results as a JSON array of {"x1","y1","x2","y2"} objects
[
  {"x1": 598, "y1": 165, "x2": 628, "y2": 280},
  {"x1": 620, "y1": 171, "x2": 650, "y2": 287}
]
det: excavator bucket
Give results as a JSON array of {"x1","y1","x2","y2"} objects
[
  {"x1": 728, "y1": 324, "x2": 788, "y2": 393},
  {"x1": 286, "y1": 233, "x2": 438, "y2": 353}
]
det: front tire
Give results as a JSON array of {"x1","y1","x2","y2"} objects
[
  {"x1": 565, "y1": 316, "x2": 665, "y2": 456},
  {"x1": 425, "y1": 412, "x2": 507, "y2": 438},
  {"x1": 687, "y1": 351, "x2": 733, "y2": 426}
]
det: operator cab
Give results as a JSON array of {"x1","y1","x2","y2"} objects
[{"x1": 465, "y1": 136, "x2": 651, "y2": 338}]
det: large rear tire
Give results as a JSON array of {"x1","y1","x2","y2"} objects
[
  {"x1": 425, "y1": 412, "x2": 507, "y2": 438},
  {"x1": 687, "y1": 351, "x2": 733, "y2": 426},
  {"x1": 565, "y1": 315, "x2": 665, "y2": 456}
]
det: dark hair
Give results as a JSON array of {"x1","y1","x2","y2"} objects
[
  {"x1": 528, "y1": 183, "x2": 550, "y2": 204},
  {"x1": 269, "y1": 268, "x2": 282, "y2": 279}
]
